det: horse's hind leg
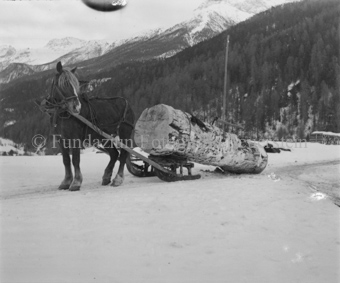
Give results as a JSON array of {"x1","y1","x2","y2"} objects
[
  {"x1": 69, "y1": 148, "x2": 83, "y2": 191},
  {"x1": 59, "y1": 142, "x2": 73, "y2": 190},
  {"x1": 111, "y1": 148, "x2": 128, "y2": 187},
  {"x1": 102, "y1": 147, "x2": 119, "y2": 185}
]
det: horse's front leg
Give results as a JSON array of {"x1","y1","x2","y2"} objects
[
  {"x1": 59, "y1": 142, "x2": 73, "y2": 190},
  {"x1": 111, "y1": 148, "x2": 128, "y2": 187},
  {"x1": 70, "y1": 148, "x2": 83, "y2": 191}
]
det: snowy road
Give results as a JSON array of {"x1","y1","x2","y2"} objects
[{"x1": 1, "y1": 143, "x2": 339, "y2": 283}]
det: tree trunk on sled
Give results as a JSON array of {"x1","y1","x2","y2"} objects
[{"x1": 134, "y1": 104, "x2": 268, "y2": 174}]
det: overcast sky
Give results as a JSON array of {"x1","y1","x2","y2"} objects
[{"x1": 0, "y1": 0, "x2": 205, "y2": 49}]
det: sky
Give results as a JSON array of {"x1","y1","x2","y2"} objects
[{"x1": 0, "y1": 0, "x2": 205, "y2": 49}]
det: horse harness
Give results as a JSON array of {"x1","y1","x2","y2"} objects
[
  {"x1": 81, "y1": 93, "x2": 134, "y2": 138},
  {"x1": 36, "y1": 84, "x2": 76, "y2": 127},
  {"x1": 36, "y1": 85, "x2": 133, "y2": 139}
]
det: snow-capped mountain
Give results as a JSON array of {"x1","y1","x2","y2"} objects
[
  {"x1": 73, "y1": 0, "x2": 299, "y2": 72},
  {"x1": 44, "y1": 37, "x2": 86, "y2": 51},
  {"x1": 117, "y1": 0, "x2": 299, "y2": 49},
  {"x1": 0, "y1": 37, "x2": 112, "y2": 84},
  {"x1": 0, "y1": 45, "x2": 16, "y2": 58},
  {"x1": 0, "y1": 37, "x2": 110, "y2": 73},
  {"x1": 54, "y1": 40, "x2": 111, "y2": 66},
  {"x1": 0, "y1": 0, "x2": 299, "y2": 84},
  {"x1": 178, "y1": 0, "x2": 299, "y2": 46}
]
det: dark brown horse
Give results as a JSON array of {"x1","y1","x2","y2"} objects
[{"x1": 47, "y1": 62, "x2": 134, "y2": 191}]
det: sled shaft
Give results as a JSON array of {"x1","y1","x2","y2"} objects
[{"x1": 71, "y1": 113, "x2": 174, "y2": 175}]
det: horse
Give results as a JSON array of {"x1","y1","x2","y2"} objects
[{"x1": 46, "y1": 61, "x2": 134, "y2": 191}]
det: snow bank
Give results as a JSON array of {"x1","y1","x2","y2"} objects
[
  {"x1": 0, "y1": 137, "x2": 24, "y2": 155},
  {"x1": 312, "y1": 131, "x2": 340, "y2": 137}
]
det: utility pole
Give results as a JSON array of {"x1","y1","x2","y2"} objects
[{"x1": 222, "y1": 35, "x2": 230, "y2": 133}]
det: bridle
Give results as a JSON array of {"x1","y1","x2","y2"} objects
[
  {"x1": 46, "y1": 77, "x2": 79, "y2": 108},
  {"x1": 41, "y1": 75, "x2": 81, "y2": 127}
]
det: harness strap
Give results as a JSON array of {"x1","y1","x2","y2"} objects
[
  {"x1": 78, "y1": 95, "x2": 133, "y2": 138},
  {"x1": 116, "y1": 98, "x2": 134, "y2": 135},
  {"x1": 52, "y1": 110, "x2": 58, "y2": 128},
  {"x1": 54, "y1": 85, "x2": 78, "y2": 102}
]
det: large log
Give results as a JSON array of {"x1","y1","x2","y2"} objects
[{"x1": 134, "y1": 104, "x2": 268, "y2": 174}]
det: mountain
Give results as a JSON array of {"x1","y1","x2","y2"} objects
[
  {"x1": 0, "y1": 37, "x2": 86, "y2": 71},
  {"x1": 172, "y1": 0, "x2": 302, "y2": 45},
  {"x1": 2, "y1": 0, "x2": 339, "y2": 151},
  {"x1": 0, "y1": 0, "x2": 298, "y2": 84},
  {"x1": 93, "y1": 0, "x2": 339, "y2": 140},
  {"x1": 0, "y1": 45, "x2": 16, "y2": 59},
  {"x1": 0, "y1": 63, "x2": 36, "y2": 84},
  {"x1": 0, "y1": 37, "x2": 111, "y2": 84},
  {"x1": 56, "y1": 40, "x2": 111, "y2": 65},
  {"x1": 44, "y1": 37, "x2": 86, "y2": 52},
  {"x1": 74, "y1": 0, "x2": 300, "y2": 74}
]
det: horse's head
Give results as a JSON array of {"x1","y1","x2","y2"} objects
[{"x1": 49, "y1": 61, "x2": 82, "y2": 114}]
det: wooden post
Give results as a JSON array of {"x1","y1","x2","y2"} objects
[{"x1": 222, "y1": 35, "x2": 230, "y2": 132}]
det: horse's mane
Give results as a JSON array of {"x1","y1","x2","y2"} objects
[{"x1": 57, "y1": 68, "x2": 80, "y2": 96}]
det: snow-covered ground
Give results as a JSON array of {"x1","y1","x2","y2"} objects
[{"x1": 0, "y1": 143, "x2": 339, "y2": 283}]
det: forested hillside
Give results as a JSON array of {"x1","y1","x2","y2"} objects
[{"x1": 0, "y1": 0, "x2": 339, "y2": 151}]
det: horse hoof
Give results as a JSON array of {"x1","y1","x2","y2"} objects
[
  {"x1": 111, "y1": 175, "x2": 124, "y2": 187},
  {"x1": 102, "y1": 179, "x2": 111, "y2": 186},
  {"x1": 69, "y1": 186, "x2": 80, "y2": 191},
  {"x1": 58, "y1": 184, "x2": 70, "y2": 190}
]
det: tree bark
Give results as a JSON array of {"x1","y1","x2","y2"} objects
[{"x1": 134, "y1": 104, "x2": 268, "y2": 174}]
